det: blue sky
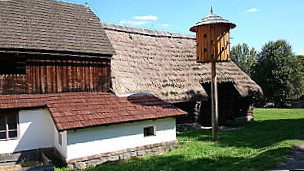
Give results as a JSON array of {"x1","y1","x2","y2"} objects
[{"x1": 63, "y1": 0, "x2": 304, "y2": 56}]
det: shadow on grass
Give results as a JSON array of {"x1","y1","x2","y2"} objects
[
  {"x1": 78, "y1": 117, "x2": 304, "y2": 171},
  {"x1": 178, "y1": 119, "x2": 304, "y2": 149},
  {"x1": 89, "y1": 147, "x2": 291, "y2": 171}
]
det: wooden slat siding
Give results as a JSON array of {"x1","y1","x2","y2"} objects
[
  {"x1": 26, "y1": 64, "x2": 31, "y2": 94},
  {"x1": 100, "y1": 61, "x2": 103, "y2": 91},
  {"x1": 52, "y1": 60, "x2": 57, "y2": 93},
  {"x1": 75, "y1": 61, "x2": 79, "y2": 91},
  {"x1": 95, "y1": 62, "x2": 99, "y2": 91},
  {"x1": 47, "y1": 60, "x2": 52, "y2": 93},
  {"x1": 1, "y1": 57, "x2": 110, "y2": 95},
  {"x1": 31, "y1": 63, "x2": 36, "y2": 93},
  {"x1": 221, "y1": 25, "x2": 226, "y2": 61},
  {"x1": 35, "y1": 60, "x2": 40, "y2": 93},
  {"x1": 102, "y1": 61, "x2": 106, "y2": 91},
  {"x1": 221, "y1": 25, "x2": 225, "y2": 61},
  {"x1": 218, "y1": 25, "x2": 222, "y2": 61},
  {"x1": 67, "y1": 60, "x2": 72, "y2": 91},
  {"x1": 85, "y1": 61, "x2": 89, "y2": 91},
  {"x1": 196, "y1": 27, "x2": 201, "y2": 62},
  {"x1": 0, "y1": 75, "x2": 27, "y2": 95},
  {"x1": 55, "y1": 60, "x2": 58, "y2": 92},
  {"x1": 203, "y1": 26, "x2": 207, "y2": 61},
  {"x1": 107, "y1": 61, "x2": 111, "y2": 90},
  {"x1": 99, "y1": 61, "x2": 103, "y2": 90},
  {"x1": 214, "y1": 24, "x2": 219, "y2": 60},
  {"x1": 196, "y1": 24, "x2": 231, "y2": 63},
  {"x1": 223, "y1": 26, "x2": 227, "y2": 61},
  {"x1": 92, "y1": 61, "x2": 95, "y2": 91},
  {"x1": 61, "y1": 60, "x2": 67, "y2": 92},
  {"x1": 210, "y1": 25, "x2": 215, "y2": 60},
  {"x1": 41, "y1": 59, "x2": 46, "y2": 93},
  {"x1": 80, "y1": 61, "x2": 84, "y2": 90},
  {"x1": 73, "y1": 60, "x2": 77, "y2": 91},
  {"x1": 96, "y1": 61, "x2": 101, "y2": 91},
  {"x1": 207, "y1": 25, "x2": 212, "y2": 61},
  {"x1": 103, "y1": 61, "x2": 107, "y2": 91},
  {"x1": 90, "y1": 61, "x2": 94, "y2": 90}
]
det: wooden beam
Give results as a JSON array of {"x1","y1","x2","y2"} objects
[{"x1": 211, "y1": 61, "x2": 218, "y2": 141}]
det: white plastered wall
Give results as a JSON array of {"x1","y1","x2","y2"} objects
[
  {"x1": 66, "y1": 117, "x2": 176, "y2": 161},
  {"x1": 0, "y1": 108, "x2": 67, "y2": 158}
]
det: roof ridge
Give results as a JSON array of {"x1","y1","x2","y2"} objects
[{"x1": 102, "y1": 23, "x2": 195, "y2": 40}]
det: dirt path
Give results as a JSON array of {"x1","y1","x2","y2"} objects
[{"x1": 275, "y1": 142, "x2": 304, "y2": 170}]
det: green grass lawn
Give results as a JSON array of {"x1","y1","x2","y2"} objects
[{"x1": 56, "y1": 108, "x2": 304, "y2": 171}]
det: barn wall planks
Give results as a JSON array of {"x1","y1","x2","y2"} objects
[
  {"x1": 0, "y1": 75, "x2": 27, "y2": 94},
  {"x1": 26, "y1": 58, "x2": 111, "y2": 94},
  {"x1": 0, "y1": 55, "x2": 111, "y2": 95}
]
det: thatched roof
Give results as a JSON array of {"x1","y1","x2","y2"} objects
[
  {"x1": 102, "y1": 23, "x2": 262, "y2": 103},
  {"x1": 0, "y1": 0, "x2": 115, "y2": 57}
]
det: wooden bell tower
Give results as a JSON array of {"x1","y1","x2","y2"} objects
[
  {"x1": 190, "y1": 7, "x2": 236, "y2": 141},
  {"x1": 190, "y1": 7, "x2": 236, "y2": 63}
]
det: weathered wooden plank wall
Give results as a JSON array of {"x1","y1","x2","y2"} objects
[
  {"x1": 0, "y1": 75, "x2": 27, "y2": 94},
  {"x1": 26, "y1": 58, "x2": 111, "y2": 94},
  {"x1": 0, "y1": 55, "x2": 111, "y2": 95}
]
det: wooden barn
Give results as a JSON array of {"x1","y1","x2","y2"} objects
[
  {"x1": 0, "y1": 0, "x2": 114, "y2": 94},
  {"x1": 102, "y1": 23, "x2": 263, "y2": 126},
  {"x1": 0, "y1": 0, "x2": 186, "y2": 169}
]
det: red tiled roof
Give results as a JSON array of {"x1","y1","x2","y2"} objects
[{"x1": 0, "y1": 92, "x2": 186, "y2": 130}]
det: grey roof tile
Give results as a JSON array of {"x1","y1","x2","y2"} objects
[
  {"x1": 0, "y1": 0, "x2": 115, "y2": 56},
  {"x1": 190, "y1": 9, "x2": 236, "y2": 31}
]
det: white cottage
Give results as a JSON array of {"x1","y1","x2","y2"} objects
[
  {"x1": 0, "y1": 0, "x2": 187, "y2": 169},
  {"x1": 0, "y1": 92, "x2": 186, "y2": 169}
]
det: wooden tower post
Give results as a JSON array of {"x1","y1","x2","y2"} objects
[{"x1": 190, "y1": 7, "x2": 236, "y2": 141}]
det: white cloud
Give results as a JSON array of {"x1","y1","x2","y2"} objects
[
  {"x1": 133, "y1": 15, "x2": 158, "y2": 21},
  {"x1": 162, "y1": 24, "x2": 169, "y2": 27},
  {"x1": 119, "y1": 20, "x2": 149, "y2": 26},
  {"x1": 297, "y1": 52, "x2": 304, "y2": 56},
  {"x1": 246, "y1": 8, "x2": 258, "y2": 13}
]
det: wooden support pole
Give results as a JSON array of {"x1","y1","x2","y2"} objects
[{"x1": 211, "y1": 61, "x2": 218, "y2": 141}]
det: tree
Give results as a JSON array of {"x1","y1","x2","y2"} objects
[
  {"x1": 251, "y1": 40, "x2": 303, "y2": 107},
  {"x1": 231, "y1": 43, "x2": 257, "y2": 76},
  {"x1": 296, "y1": 55, "x2": 304, "y2": 96}
]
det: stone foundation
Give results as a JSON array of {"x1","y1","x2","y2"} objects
[
  {"x1": 67, "y1": 140, "x2": 178, "y2": 170},
  {"x1": 233, "y1": 116, "x2": 254, "y2": 123},
  {"x1": 176, "y1": 123, "x2": 201, "y2": 132}
]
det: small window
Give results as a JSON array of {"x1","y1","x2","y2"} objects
[
  {"x1": 0, "y1": 110, "x2": 19, "y2": 140},
  {"x1": 144, "y1": 126, "x2": 156, "y2": 137},
  {"x1": 58, "y1": 132, "x2": 63, "y2": 146}
]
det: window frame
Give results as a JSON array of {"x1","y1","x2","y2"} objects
[
  {"x1": 144, "y1": 126, "x2": 156, "y2": 137},
  {"x1": 58, "y1": 132, "x2": 63, "y2": 146},
  {"x1": 0, "y1": 110, "x2": 19, "y2": 141}
]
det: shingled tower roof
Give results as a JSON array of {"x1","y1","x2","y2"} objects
[
  {"x1": 190, "y1": 7, "x2": 236, "y2": 32},
  {"x1": 0, "y1": 0, "x2": 115, "y2": 57}
]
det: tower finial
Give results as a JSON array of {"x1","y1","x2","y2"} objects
[{"x1": 211, "y1": 6, "x2": 213, "y2": 14}]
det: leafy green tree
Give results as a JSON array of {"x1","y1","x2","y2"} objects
[
  {"x1": 251, "y1": 40, "x2": 303, "y2": 107},
  {"x1": 231, "y1": 43, "x2": 257, "y2": 76},
  {"x1": 296, "y1": 55, "x2": 304, "y2": 96}
]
